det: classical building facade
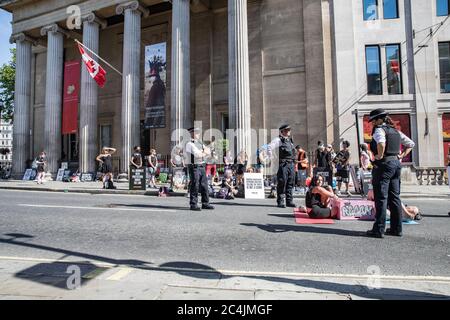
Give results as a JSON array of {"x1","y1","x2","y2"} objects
[
  {"x1": 3, "y1": 0, "x2": 448, "y2": 177},
  {"x1": 1, "y1": 0, "x2": 334, "y2": 176}
]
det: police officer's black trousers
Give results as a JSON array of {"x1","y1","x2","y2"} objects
[
  {"x1": 371, "y1": 160, "x2": 402, "y2": 234},
  {"x1": 188, "y1": 165, "x2": 210, "y2": 207},
  {"x1": 277, "y1": 162, "x2": 295, "y2": 205}
]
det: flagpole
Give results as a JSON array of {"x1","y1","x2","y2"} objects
[{"x1": 75, "y1": 39, "x2": 123, "y2": 76}]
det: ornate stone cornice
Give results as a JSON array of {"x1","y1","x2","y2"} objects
[
  {"x1": 9, "y1": 32, "x2": 36, "y2": 45},
  {"x1": 81, "y1": 13, "x2": 107, "y2": 29},
  {"x1": 116, "y1": 1, "x2": 150, "y2": 18},
  {"x1": 40, "y1": 24, "x2": 70, "y2": 38}
]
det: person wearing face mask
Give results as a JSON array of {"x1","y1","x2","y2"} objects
[
  {"x1": 268, "y1": 124, "x2": 297, "y2": 208},
  {"x1": 366, "y1": 109, "x2": 415, "y2": 239}
]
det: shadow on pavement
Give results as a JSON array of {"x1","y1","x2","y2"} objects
[
  {"x1": 156, "y1": 261, "x2": 450, "y2": 300},
  {"x1": 241, "y1": 223, "x2": 365, "y2": 237},
  {"x1": 0, "y1": 233, "x2": 153, "y2": 290},
  {"x1": 106, "y1": 203, "x2": 189, "y2": 211}
]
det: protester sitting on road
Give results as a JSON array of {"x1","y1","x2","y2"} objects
[
  {"x1": 96, "y1": 147, "x2": 116, "y2": 189},
  {"x1": 305, "y1": 175, "x2": 340, "y2": 219},
  {"x1": 221, "y1": 170, "x2": 238, "y2": 200}
]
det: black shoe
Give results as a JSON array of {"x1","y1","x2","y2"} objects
[
  {"x1": 385, "y1": 228, "x2": 402, "y2": 237},
  {"x1": 366, "y1": 230, "x2": 384, "y2": 239},
  {"x1": 190, "y1": 206, "x2": 201, "y2": 211},
  {"x1": 202, "y1": 204, "x2": 215, "y2": 210},
  {"x1": 277, "y1": 203, "x2": 286, "y2": 209},
  {"x1": 286, "y1": 203, "x2": 296, "y2": 208},
  {"x1": 415, "y1": 213, "x2": 423, "y2": 221}
]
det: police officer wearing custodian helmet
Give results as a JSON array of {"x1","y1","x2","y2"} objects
[
  {"x1": 186, "y1": 127, "x2": 215, "y2": 211},
  {"x1": 366, "y1": 109, "x2": 415, "y2": 238},
  {"x1": 268, "y1": 124, "x2": 297, "y2": 208}
]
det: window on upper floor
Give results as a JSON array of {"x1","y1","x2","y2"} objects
[
  {"x1": 437, "y1": 0, "x2": 450, "y2": 16},
  {"x1": 364, "y1": 0, "x2": 378, "y2": 20},
  {"x1": 366, "y1": 46, "x2": 383, "y2": 95},
  {"x1": 439, "y1": 42, "x2": 450, "y2": 93},
  {"x1": 383, "y1": 0, "x2": 399, "y2": 19},
  {"x1": 386, "y1": 44, "x2": 403, "y2": 94}
]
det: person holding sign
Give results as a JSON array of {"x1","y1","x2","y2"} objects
[
  {"x1": 268, "y1": 124, "x2": 297, "y2": 208},
  {"x1": 186, "y1": 127, "x2": 215, "y2": 211},
  {"x1": 334, "y1": 140, "x2": 351, "y2": 196}
]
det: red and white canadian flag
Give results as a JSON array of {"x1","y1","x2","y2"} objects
[{"x1": 78, "y1": 43, "x2": 107, "y2": 88}]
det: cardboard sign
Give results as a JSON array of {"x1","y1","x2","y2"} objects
[
  {"x1": 130, "y1": 167, "x2": 146, "y2": 191},
  {"x1": 80, "y1": 173, "x2": 94, "y2": 182},
  {"x1": 332, "y1": 199, "x2": 375, "y2": 221},
  {"x1": 56, "y1": 169, "x2": 65, "y2": 182},
  {"x1": 244, "y1": 173, "x2": 265, "y2": 199},
  {"x1": 23, "y1": 169, "x2": 33, "y2": 181}
]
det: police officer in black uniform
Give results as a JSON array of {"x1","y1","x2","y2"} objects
[
  {"x1": 366, "y1": 109, "x2": 415, "y2": 238},
  {"x1": 186, "y1": 127, "x2": 215, "y2": 211},
  {"x1": 268, "y1": 124, "x2": 297, "y2": 208}
]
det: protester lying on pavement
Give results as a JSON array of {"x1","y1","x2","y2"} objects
[{"x1": 367, "y1": 190, "x2": 423, "y2": 221}]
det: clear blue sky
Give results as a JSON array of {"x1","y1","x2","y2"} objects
[{"x1": 0, "y1": 9, "x2": 14, "y2": 66}]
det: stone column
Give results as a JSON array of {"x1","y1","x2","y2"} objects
[
  {"x1": 40, "y1": 24, "x2": 67, "y2": 175},
  {"x1": 10, "y1": 33, "x2": 34, "y2": 177},
  {"x1": 79, "y1": 14, "x2": 106, "y2": 173},
  {"x1": 228, "y1": 0, "x2": 252, "y2": 160},
  {"x1": 116, "y1": 1, "x2": 149, "y2": 176},
  {"x1": 171, "y1": 0, "x2": 191, "y2": 145}
]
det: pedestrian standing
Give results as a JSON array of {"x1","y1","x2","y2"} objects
[
  {"x1": 205, "y1": 140, "x2": 218, "y2": 179},
  {"x1": 334, "y1": 141, "x2": 352, "y2": 196},
  {"x1": 96, "y1": 147, "x2": 116, "y2": 189},
  {"x1": 236, "y1": 150, "x2": 248, "y2": 185},
  {"x1": 360, "y1": 144, "x2": 372, "y2": 171},
  {"x1": 35, "y1": 151, "x2": 47, "y2": 185},
  {"x1": 147, "y1": 149, "x2": 158, "y2": 189},
  {"x1": 130, "y1": 146, "x2": 143, "y2": 169},
  {"x1": 268, "y1": 124, "x2": 297, "y2": 208},
  {"x1": 366, "y1": 109, "x2": 415, "y2": 238},
  {"x1": 313, "y1": 142, "x2": 332, "y2": 186},
  {"x1": 295, "y1": 145, "x2": 309, "y2": 194},
  {"x1": 186, "y1": 127, "x2": 215, "y2": 211}
]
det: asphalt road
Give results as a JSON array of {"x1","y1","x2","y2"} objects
[{"x1": 0, "y1": 189, "x2": 449, "y2": 277}]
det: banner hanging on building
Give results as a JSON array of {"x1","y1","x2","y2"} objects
[
  {"x1": 62, "y1": 61, "x2": 81, "y2": 135},
  {"x1": 144, "y1": 43, "x2": 167, "y2": 129},
  {"x1": 363, "y1": 114, "x2": 412, "y2": 163}
]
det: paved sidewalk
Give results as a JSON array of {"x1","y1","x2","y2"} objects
[
  {"x1": 0, "y1": 257, "x2": 449, "y2": 300},
  {"x1": 0, "y1": 179, "x2": 449, "y2": 199}
]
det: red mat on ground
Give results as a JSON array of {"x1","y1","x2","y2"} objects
[{"x1": 293, "y1": 209, "x2": 335, "y2": 225}]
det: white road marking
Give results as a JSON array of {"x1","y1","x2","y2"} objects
[
  {"x1": 106, "y1": 268, "x2": 134, "y2": 281},
  {"x1": 18, "y1": 204, "x2": 177, "y2": 213},
  {"x1": 0, "y1": 256, "x2": 449, "y2": 283}
]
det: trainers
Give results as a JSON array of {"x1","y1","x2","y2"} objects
[
  {"x1": 366, "y1": 230, "x2": 384, "y2": 239},
  {"x1": 190, "y1": 206, "x2": 201, "y2": 211},
  {"x1": 202, "y1": 204, "x2": 215, "y2": 210}
]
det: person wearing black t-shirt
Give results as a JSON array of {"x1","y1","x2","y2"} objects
[
  {"x1": 334, "y1": 141, "x2": 351, "y2": 196},
  {"x1": 130, "y1": 146, "x2": 143, "y2": 169}
]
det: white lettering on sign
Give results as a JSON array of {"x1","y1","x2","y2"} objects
[{"x1": 341, "y1": 202, "x2": 374, "y2": 218}]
